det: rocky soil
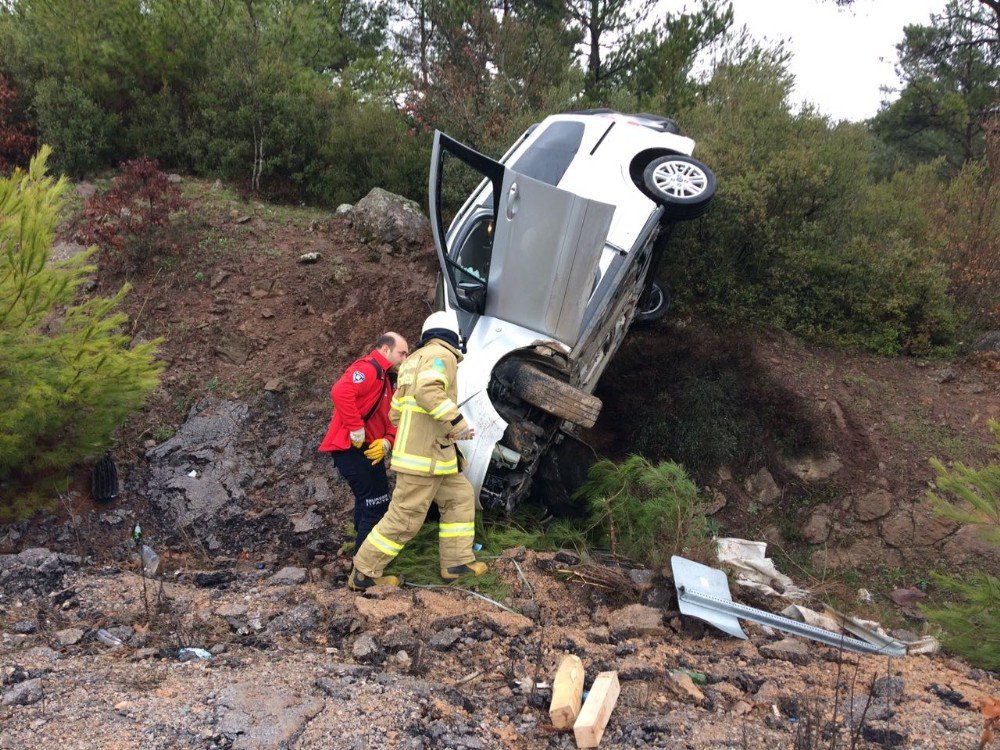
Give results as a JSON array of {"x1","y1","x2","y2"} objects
[{"x1": 2, "y1": 545, "x2": 998, "y2": 750}]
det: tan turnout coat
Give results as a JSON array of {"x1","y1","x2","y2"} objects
[{"x1": 388, "y1": 338, "x2": 469, "y2": 476}]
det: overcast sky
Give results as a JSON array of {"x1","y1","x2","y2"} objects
[{"x1": 679, "y1": 0, "x2": 949, "y2": 122}]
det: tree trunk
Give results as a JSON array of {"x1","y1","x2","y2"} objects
[{"x1": 588, "y1": 0, "x2": 601, "y2": 92}]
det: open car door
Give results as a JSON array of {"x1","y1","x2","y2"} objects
[{"x1": 429, "y1": 131, "x2": 615, "y2": 348}]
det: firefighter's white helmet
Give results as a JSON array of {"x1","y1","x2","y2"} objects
[{"x1": 421, "y1": 309, "x2": 461, "y2": 338}]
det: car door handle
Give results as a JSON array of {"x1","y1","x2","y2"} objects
[{"x1": 505, "y1": 183, "x2": 518, "y2": 220}]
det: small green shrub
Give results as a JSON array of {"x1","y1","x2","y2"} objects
[
  {"x1": 922, "y1": 419, "x2": 1000, "y2": 669},
  {"x1": 574, "y1": 455, "x2": 710, "y2": 567}
]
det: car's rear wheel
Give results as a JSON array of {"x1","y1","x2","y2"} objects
[
  {"x1": 498, "y1": 360, "x2": 602, "y2": 428},
  {"x1": 633, "y1": 281, "x2": 671, "y2": 326},
  {"x1": 643, "y1": 155, "x2": 716, "y2": 221}
]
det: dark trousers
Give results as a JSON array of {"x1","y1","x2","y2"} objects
[{"x1": 332, "y1": 447, "x2": 390, "y2": 549}]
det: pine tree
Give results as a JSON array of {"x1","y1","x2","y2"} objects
[
  {"x1": 574, "y1": 455, "x2": 710, "y2": 567},
  {"x1": 923, "y1": 420, "x2": 1000, "y2": 669},
  {"x1": 0, "y1": 147, "x2": 162, "y2": 491}
]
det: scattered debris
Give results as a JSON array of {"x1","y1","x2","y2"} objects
[
  {"x1": 667, "y1": 670, "x2": 705, "y2": 702},
  {"x1": 928, "y1": 683, "x2": 972, "y2": 709},
  {"x1": 138, "y1": 544, "x2": 160, "y2": 577},
  {"x1": 672, "y1": 555, "x2": 906, "y2": 656},
  {"x1": 559, "y1": 564, "x2": 636, "y2": 602},
  {"x1": 550, "y1": 654, "x2": 585, "y2": 729},
  {"x1": 96, "y1": 629, "x2": 125, "y2": 648},
  {"x1": 715, "y1": 538, "x2": 808, "y2": 599},
  {"x1": 574, "y1": 671, "x2": 620, "y2": 748},
  {"x1": 781, "y1": 604, "x2": 841, "y2": 633},
  {"x1": 178, "y1": 647, "x2": 213, "y2": 661},
  {"x1": 298, "y1": 252, "x2": 321, "y2": 263}
]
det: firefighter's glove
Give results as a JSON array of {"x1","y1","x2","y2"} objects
[
  {"x1": 363, "y1": 438, "x2": 390, "y2": 465},
  {"x1": 451, "y1": 425, "x2": 476, "y2": 441},
  {"x1": 349, "y1": 428, "x2": 365, "y2": 448}
]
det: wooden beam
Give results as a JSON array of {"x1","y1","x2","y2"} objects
[
  {"x1": 573, "y1": 671, "x2": 620, "y2": 748},
  {"x1": 549, "y1": 654, "x2": 585, "y2": 729}
]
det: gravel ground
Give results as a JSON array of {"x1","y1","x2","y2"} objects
[{"x1": 1, "y1": 547, "x2": 996, "y2": 750}]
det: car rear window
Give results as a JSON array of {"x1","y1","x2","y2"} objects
[{"x1": 510, "y1": 122, "x2": 585, "y2": 187}]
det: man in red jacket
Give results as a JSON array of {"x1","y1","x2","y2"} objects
[{"x1": 319, "y1": 332, "x2": 409, "y2": 549}]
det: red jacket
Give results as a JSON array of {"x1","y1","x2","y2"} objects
[{"x1": 318, "y1": 349, "x2": 397, "y2": 452}]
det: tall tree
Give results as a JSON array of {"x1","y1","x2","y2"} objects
[
  {"x1": 563, "y1": 0, "x2": 732, "y2": 106},
  {"x1": 392, "y1": 0, "x2": 578, "y2": 148},
  {"x1": 873, "y1": 0, "x2": 1000, "y2": 169},
  {"x1": 564, "y1": 0, "x2": 657, "y2": 99}
]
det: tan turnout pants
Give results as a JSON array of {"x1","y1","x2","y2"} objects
[{"x1": 353, "y1": 472, "x2": 476, "y2": 578}]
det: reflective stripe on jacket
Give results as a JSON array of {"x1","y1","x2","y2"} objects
[{"x1": 388, "y1": 338, "x2": 469, "y2": 477}]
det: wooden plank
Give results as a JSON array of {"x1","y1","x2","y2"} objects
[
  {"x1": 549, "y1": 654, "x2": 585, "y2": 729},
  {"x1": 573, "y1": 671, "x2": 620, "y2": 749}
]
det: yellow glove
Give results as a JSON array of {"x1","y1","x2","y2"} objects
[{"x1": 363, "y1": 438, "x2": 390, "y2": 465}]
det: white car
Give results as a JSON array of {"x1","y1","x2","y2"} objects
[{"x1": 428, "y1": 109, "x2": 716, "y2": 513}]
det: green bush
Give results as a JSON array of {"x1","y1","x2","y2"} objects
[
  {"x1": 922, "y1": 420, "x2": 1000, "y2": 669},
  {"x1": 574, "y1": 455, "x2": 710, "y2": 568},
  {"x1": 314, "y1": 89, "x2": 431, "y2": 206},
  {"x1": 0, "y1": 148, "x2": 162, "y2": 494},
  {"x1": 668, "y1": 51, "x2": 958, "y2": 355},
  {"x1": 32, "y1": 78, "x2": 120, "y2": 177}
]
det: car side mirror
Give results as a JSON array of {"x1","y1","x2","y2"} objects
[{"x1": 456, "y1": 280, "x2": 486, "y2": 314}]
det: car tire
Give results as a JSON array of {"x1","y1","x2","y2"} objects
[
  {"x1": 499, "y1": 360, "x2": 602, "y2": 429},
  {"x1": 643, "y1": 155, "x2": 716, "y2": 221},
  {"x1": 633, "y1": 281, "x2": 671, "y2": 326}
]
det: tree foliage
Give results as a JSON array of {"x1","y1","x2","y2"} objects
[
  {"x1": 873, "y1": 0, "x2": 1000, "y2": 170},
  {"x1": 0, "y1": 148, "x2": 162, "y2": 489},
  {"x1": 665, "y1": 45, "x2": 958, "y2": 355}
]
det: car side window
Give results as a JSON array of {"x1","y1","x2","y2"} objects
[{"x1": 450, "y1": 211, "x2": 493, "y2": 283}]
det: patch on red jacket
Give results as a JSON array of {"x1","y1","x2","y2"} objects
[{"x1": 352, "y1": 370, "x2": 366, "y2": 383}]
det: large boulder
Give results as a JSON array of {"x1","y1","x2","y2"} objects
[
  {"x1": 971, "y1": 330, "x2": 1000, "y2": 354},
  {"x1": 351, "y1": 188, "x2": 432, "y2": 253}
]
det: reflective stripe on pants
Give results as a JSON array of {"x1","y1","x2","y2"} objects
[{"x1": 353, "y1": 472, "x2": 476, "y2": 578}]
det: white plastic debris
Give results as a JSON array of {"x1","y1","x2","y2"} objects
[
  {"x1": 178, "y1": 647, "x2": 213, "y2": 661},
  {"x1": 857, "y1": 588, "x2": 874, "y2": 604},
  {"x1": 906, "y1": 636, "x2": 941, "y2": 655},
  {"x1": 139, "y1": 544, "x2": 160, "y2": 577},
  {"x1": 781, "y1": 604, "x2": 843, "y2": 633},
  {"x1": 187, "y1": 469, "x2": 198, "y2": 478},
  {"x1": 715, "y1": 538, "x2": 809, "y2": 599},
  {"x1": 97, "y1": 629, "x2": 125, "y2": 648},
  {"x1": 298, "y1": 252, "x2": 321, "y2": 263}
]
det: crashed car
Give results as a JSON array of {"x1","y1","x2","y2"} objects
[{"x1": 428, "y1": 109, "x2": 716, "y2": 513}]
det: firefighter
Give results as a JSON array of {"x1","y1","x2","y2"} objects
[
  {"x1": 349, "y1": 310, "x2": 487, "y2": 590},
  {"x1": 318, "y1": 332, "x2": 409, "y2": 550}
]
